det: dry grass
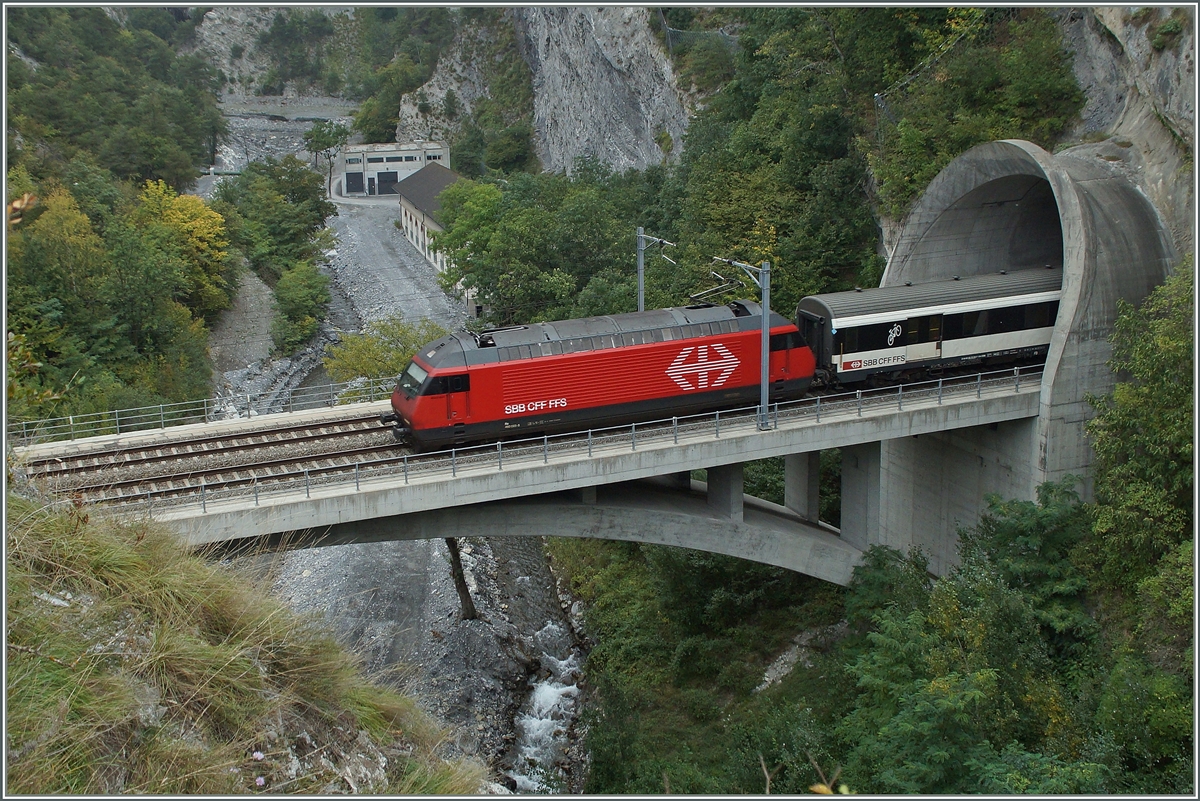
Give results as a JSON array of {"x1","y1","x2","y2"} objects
[{"x1": 5, "y1": 494, "x2": 486, "y2": 794}]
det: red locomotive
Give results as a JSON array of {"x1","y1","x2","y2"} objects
[{"x1": 382, "y1": 301, "x2": 816, "y2": 451}]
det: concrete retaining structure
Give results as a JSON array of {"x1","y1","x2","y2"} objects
[{"x1": 878, "y1": 139, "x2": 1176, "y2": 570}]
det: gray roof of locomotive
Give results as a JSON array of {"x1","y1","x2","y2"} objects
[
  {"x1": 796, "y1": 267, "x2": 1063, "y2": 322},
  {"x1": 417, "y1": 302, "x2": 794, "y2": 367},
  {"x1": 477, "y1": 301, "x2": 790, "y2": 349}
]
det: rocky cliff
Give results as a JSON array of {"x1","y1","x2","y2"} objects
[
  {"x1": 1059, "y1": 7, "x2": 1194, "y2": 259},
  {"x1": 396, "y1": 7, "x2": 692, "y2": 174},
  {"x1": 510, "y1": 7, "x2": 691, "y2": 174}
]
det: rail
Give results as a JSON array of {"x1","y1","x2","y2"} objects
[
  {"x1": 7, "y1": 377, "x2": 397, "y2": 446},
  {"x1": 114, "y1": 365, "x2": 1042, "y2": 516}
]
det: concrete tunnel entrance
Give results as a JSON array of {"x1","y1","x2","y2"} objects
[
  {"x1": 902, "y1": 175, "x2": 1065, "y2": 277},
  {"x1": 869, "y1": 139, "x2": 1176, "y2": 575}
]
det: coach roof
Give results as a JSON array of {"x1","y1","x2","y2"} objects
[{"x1": 797, "y1": 267, "x2": 1063, "y2": 322}]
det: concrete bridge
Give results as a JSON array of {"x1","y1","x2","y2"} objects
[
  {"x1": 27, "y1": 140, "x2": 1176, "y2": 585},
  {"x1": 134, "y1": 370, "x2": 1039, "y2": 585}
]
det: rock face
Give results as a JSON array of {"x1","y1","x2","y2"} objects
[
  {"x1": 1058, "y1": 7, "x2": 1194, "y2": 258},
  {"x1": 189, "y1": 6, "x2": 285, "y2": 96},
  {"x1": 195, "y1": 7, "x2": 691, "y2": 177},
  {"x1": 395, "y1": 22, "x2": 496, "y2": 145},
  {"x1": 398, "y1": 8, "x2": 692, "y2": 175},
  {"x1": 510, "y1": 7, "x2": 691, "y2": 174}
]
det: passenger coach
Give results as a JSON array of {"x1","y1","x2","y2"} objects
[
  {"x1": 796, "y1": 267, "x2": 1063, "y2": 383},
  {"x1": 384, "y1": 301, "x2": 816, "y2": 450}
]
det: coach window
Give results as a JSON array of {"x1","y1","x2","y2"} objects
[
  {"x1": 905, "y1": 314, "x2": 942, "y2": 344},
  {"x1": 448, "y1": 374, "x2": 470, "y2": 393},
  {"x1": 839, "y1": 321, "x2": 903, "y2": 353},
  {"x1": 1026, "y1": 301, "x2": 1059, "y2": 328},
  {"x1": 944, "y1": 310, "x2": 986, "y2": 340},
  {"x1": 987, "y1": 305, "x2": 1026, "y2": 334},
  {"x1": 836, "y1": 328, "x2": 857, "y2": 353}
]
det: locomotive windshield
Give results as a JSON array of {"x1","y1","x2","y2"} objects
[{"x1": 397, "y1": 360, "x2": 428, "y2": 398}]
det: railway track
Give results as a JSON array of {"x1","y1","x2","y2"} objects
[
  {"x1": 17, "y1": 411, "x2": 409, "y2": 501},
  {"x1": 18, "y1": 366, "x2": 1041, "y2": 511}
]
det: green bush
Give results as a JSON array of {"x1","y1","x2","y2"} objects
[
  {"x1": 270, "y1": 260, "x2": 329, "y2": 352},
  {"x1": 1094, "y1": 652, "x2": 1193, "y2": 790}
]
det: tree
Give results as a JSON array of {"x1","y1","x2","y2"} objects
[
  {"x1": 321, "y1": 315, "x2": 448, "y2": 382},
  {"x1": 836, "y1": 557, "x2": 1107, "y2": 794},
  {"x1": 1081, "y1": 266, "x2": 1193, "y2": 591},
  {"x1": 212, "y1": 155, "x2": 336, "y2": 281},
  {"x1": 133, "y1": 180, "x2": 234, "y2": 320},
  {"x1": 444, "y1": 538, "x2": 478, "y2": 620},
  {"x1": 270, "y1": 260, "x2": 329, "y2": 353},
  {"x1": 960, "y1": 479, "x2": 1098, "y2": 670},
  {"x1": 302, "y1": 120, "x2": 351, "y2": 196}
]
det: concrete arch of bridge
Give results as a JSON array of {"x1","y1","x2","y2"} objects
[{"x1": 231, "y1": 478, "x2": 863, "y2": 587}]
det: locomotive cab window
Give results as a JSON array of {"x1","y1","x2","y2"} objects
[
  {"x1": 420, "y1": 374, "x2": 469, "y2": 395},
  {"x1": 770, "y1": 331, "x2": 806, "y2": 351},
  {"x1": 397, "y1": 361, "x2": 428, "y2": 398}
]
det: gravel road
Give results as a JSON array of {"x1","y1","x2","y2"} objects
[{"x1": 326, "y1": 196, "x2": 469, "y2": 329}]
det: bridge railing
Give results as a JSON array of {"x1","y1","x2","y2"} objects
[
  {"x1": 129, "y1": 365, "x2": 1043, "y2": 516},
  {"x1": 7, "y1": 377, "x2": 397, "y2": 446}
]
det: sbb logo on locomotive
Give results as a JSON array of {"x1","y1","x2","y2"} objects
[
  {"x1": 665, "y1": 344, "x2": 740, "y2": 391},
  {"x1": 505, "y1": 397, "x2": 568, "y2": 416}
]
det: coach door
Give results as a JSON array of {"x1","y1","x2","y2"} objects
[
  {"x1": 905, "y1": 314, "x2": 942, "y2": 363},
  {"x1": 798, "y1": 311, "x2": 827, "y2": 367}
]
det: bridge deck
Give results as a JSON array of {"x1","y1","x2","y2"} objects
[{"x1": 141, "y1": 375, "x2": 1042, "y2": 547}]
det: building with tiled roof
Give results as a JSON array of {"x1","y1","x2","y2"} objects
[{"x1": 396, "y1": 163, "x2": 477, "y2": 316}]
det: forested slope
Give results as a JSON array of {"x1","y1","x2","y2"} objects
[{"x1": 6, "y1": 9, "x2": 334, "y2": 422}]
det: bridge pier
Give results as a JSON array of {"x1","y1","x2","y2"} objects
[
  {"x1": 706, "y1": 463, "x2": 744, "y2": 523},
  {"x1": 839, "y1": 443, "x2": 880, "y2": 553},
  {"x1": 784, "y1": 451, "x2": 821, "y2": 523},
  {"x1": 877, "y1": 419, "x2": 1038, "y2": 575},
  {"x1": 832, "y1": 421, "x2": 1038, "y2": 576}
]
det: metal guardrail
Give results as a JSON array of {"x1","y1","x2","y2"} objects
[
  {"x1": 7, "y1": 377, "x2": 397, "y2": 446},
  {"x1": 131, "y1": 365, "x2": 1043, "y2": 517}
]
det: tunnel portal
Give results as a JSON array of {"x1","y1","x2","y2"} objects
[{"x1": 873, "y1": 139, "x2": 1177, "y2": 574}]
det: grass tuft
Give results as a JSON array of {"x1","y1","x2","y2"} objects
[{"x1": 5, "y1": 493, "x2": 483, "y2": 794}]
